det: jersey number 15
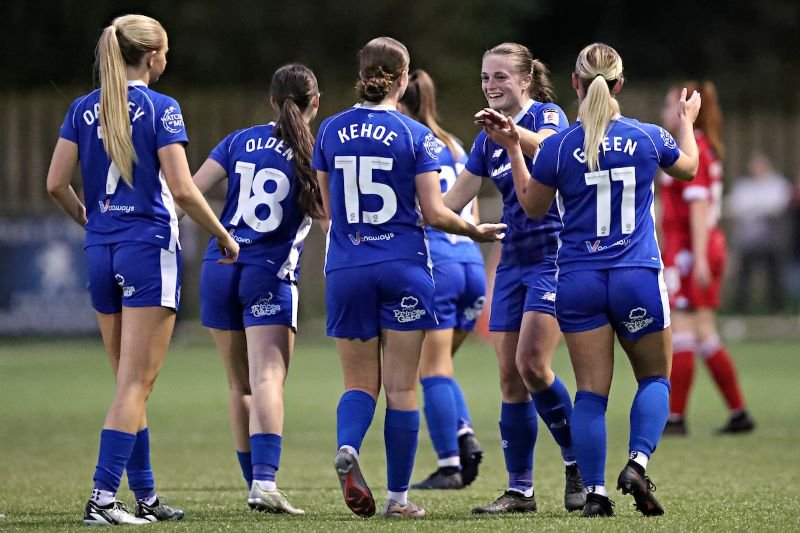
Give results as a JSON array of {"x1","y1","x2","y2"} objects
[{"x1": 335, "y1": 156, "x2": 398, "y2": 224}]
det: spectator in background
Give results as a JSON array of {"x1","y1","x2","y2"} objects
[{"x1": 727, "y1": 152, "x2": 791, "y2": 312}]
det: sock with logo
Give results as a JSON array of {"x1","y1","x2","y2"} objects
[
  {"x1": 669, "y1": 333, "x2": 696, "y2": 418},
  {"x1": 126, "y1": 428, "x2": 156, "y2": 502},
  {"x1": 630, "y1": 377, "x2": 670, "y2": 458},
  {"x1": 237, "y1": 450, "x2": 253, "y2": 488},
  {"x1": 251, "y1": 433, "x2": 281, "y2": 491},
  {"x1": 571, "y1": 391, "x2": 608, "y2": 488},
  {"x1": 699, "y1": 337, "x2": 746, "y2": 412},
  {"x1": 499, "y1": 401, "x2": 537, "y2": 493},
  {"x1": 336, "y1": 390, "x2": 377, "y2": 453},
  {"x1": 421, "y1": 376, "x2": 460, "y2": 467},
  {"x1": 92, "y1": 429, "x2": 137, "y2": 499},
  {"x1": 532, "y1": 375, "x2": 575, "y2": 462},
  {"x1": 385, "y1": 409, "x2": 420, "y2": 492}
]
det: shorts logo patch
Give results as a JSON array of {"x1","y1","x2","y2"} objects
[
  {"x1": 251, "y1": 292, "x2": 281, "y2": 317},
  {"x1": 393, "y1": 295, "x2": 427, "y2": 323},
  {"x1": 541, "y1": 291, "x2": 556, "y2": 302},
  {"x1": 622, "y1": 307, "x2": 654, "y2": 334},
  {"x1": 115, "y1": 274, "x2": 135, "y2": 298},
  {"x1": 462, "y1": 296, "x2": 486, "y2": 321}
]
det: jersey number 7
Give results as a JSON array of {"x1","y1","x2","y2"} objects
[{"x1": 335, "y1": 156, "x2": 398, "y2": 224}]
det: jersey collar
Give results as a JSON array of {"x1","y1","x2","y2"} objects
[
  {"x1": 512, "y1": 99, "x2": 535, "y2": 124},
  {"x1": 354, "y1": 102, "x2": 396, "y2": 111},
  {"x1": 127, "y1": 80, "x2": 147, "y2": 87}
]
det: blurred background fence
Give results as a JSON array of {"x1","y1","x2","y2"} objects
[{"x1": 1, "y1": 0, "x2": 799, "y2": 336}]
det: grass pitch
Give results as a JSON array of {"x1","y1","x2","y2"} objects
[{"x1": 0, "y1": 334, "x2": 798, "y2": 531}]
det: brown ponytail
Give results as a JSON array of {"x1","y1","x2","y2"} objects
[
  {"x1": 271, "y1": 64, "x2": 323, "y2": 219},
  {"x1": 399, "y1": 69, "x2": 459, "y2": 157},
  {"x1": 683, "y1": 80, "x2": 724, "y2": 158}
]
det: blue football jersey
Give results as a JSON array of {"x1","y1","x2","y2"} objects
[
  {"x1": 427, "y1": 139, "x2": 483, "y2": 265},
  {"x1": 465, "y1": 99, "x2": 567, "y2": 266},
  {"x1": 59, "y1": 80, "x2": 188, "y2": 251},
  {"x1": 201, "y1": 122, "x2": 312, "y2": 281},
  {"x1": 312, "y1": 104, "x2": 441, "y2": 273},
  {"x1": 531, "y1": 115, "x2": 681, "y2": 273}
]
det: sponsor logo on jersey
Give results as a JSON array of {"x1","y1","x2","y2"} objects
[
  {"x1": 423, "y1": 133, "x2": 441, "y2": 159},
  {"x1": 622, "y1": 307, "x2": 654, "y2": 334},
  {"x1": 660, "y1": 127, "x2": 677, "y2": 149},
  {"x1": 393, "y1": 295, "x2": 427, "y2": 323},
  {"x1": 115, "y1": 274, "x2": 135, "y2": 298},
  {"x1": 98, "y1": 199, "x2": 135, "y2": 214},
  {"x1": 491, "y1": 162, "x2": 511, "y2": 178},
  {"x1": 542, "y1": 108, "x2": 560, "y2": 126},
  {"x1": 161, "y1": 106, "x2": 184, "y2": 134},
  {"x1": 251, "y1": 292, "x2": 281, "y2": 317},
  {"x1": 229, "y1": 229, "x2": 253, "y2": 245},
  {"x1": 347, "y1": 232, "x2": 395, "y2": 245},
  {"x1": 584, "y1": 238, "x2": 631, "y2": 253},
  {"x1": 492, "y1": 148, "x2": 504, "y2": 159},
  {"x1": 462, "y1": 296, "x2": 486, "y2": 321}
]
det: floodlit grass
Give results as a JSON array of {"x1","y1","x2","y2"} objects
[{"x1": 0, "y1": 336, "x2": 798, "y2": 531}]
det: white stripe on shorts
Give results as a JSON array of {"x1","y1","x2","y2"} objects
[
  {"x1": 290, "y1": 283, "x2": 299, "y2": 331},
  {"x1": 160, "y1": 248, "x2": 179, "y2": 309},
  {"x1": 657, "y1": 269, "x2": 670, "y2": 329}
]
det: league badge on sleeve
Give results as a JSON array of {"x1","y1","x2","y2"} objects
[
  {"x1": 542, "y1": 108, "x2": 560, "y2": 126},
  {"x1": 659, "y1": 127, "x2": 677, "y2": 149},
  {"x1": 161, "y1": 106, "x2": 185, "y2": 134},
  {"x1": 423, "y1": 133, "x2": 442, "y2": 159}
]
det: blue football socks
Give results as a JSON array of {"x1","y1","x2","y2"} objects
[
  {"x1": 236, "y1": 450, "x2": 253, "y2": 487},
  {"x1": 499, "y1": 401, "x2": 537, "y2": 493},
  {"x1": 421, "y1": 376, "x2": 459, "y2": 465},
  {"x1": 126, "y1": 428, "x2": 156, "y2": 502},
  {"x1": 251, "y1": 433, "x2": 282, "y2": 485},
  {"x1": 630, "y1": 376, "x2": 671, "y2": 459},
  {"x1": 532, "y1": 375, "x2": 576, "y2": 462},
  {"x1": 384, "y1": 409, "x2": 420, "y2": 492},
  {"x1": 571, "y1": 391, "x2": 608, "y2": 488},
  {"x1": 93, "y1": 429, "x2": 137, "y2": 494},
  {"x1": 336, "y1": 390, "x2": 377, "y2": 453}
]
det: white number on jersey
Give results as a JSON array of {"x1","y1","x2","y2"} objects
[
  {"x1": 335, "y1": 155, "x2": 397, "y2": 224},
  {"x1": 230, "y1": 161, "x2": 290, "y2": 233},
  {"x1": 584, "y1": 166, "x2": 636, "y2": 237}
]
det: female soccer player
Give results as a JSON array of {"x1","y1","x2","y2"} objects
[
  {"x1": 483, "y1": 42, "x2": 702, "y2": 517},
  {"x1": 659, "y1": 82, "x2": 755, "y2": 436},
  {"x1": 445, "y1": 43, "x2": 585, "y2": 514},
  {"x1": 46, "y1": 14, "x2": 239, "y2": 525},
  {"x1": 313, "y1": 37, "x2": 504, "y2": 519},
  {"x1": 397, "y1": 69, "x2": 487, "y2": 491},
  {"x1": 192, "y1": 64, "x2": 322, "y2": 515}
]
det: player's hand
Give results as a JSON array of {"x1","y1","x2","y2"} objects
[
  {"x1": 481, "y1": 111, "x2": 520, "y2": 150},
  {"x1": 693, "y1": 257, "x2": 712, "y2": 288},
  {"x1": 470, "y1": 222, "x2": 506, "y2": 243},
  {"x1": 678, "y1": 88, "x2": 701, "y2": 124},
  {"x1": 216, "y1": 234, "x2": 240, "y2": 264}
]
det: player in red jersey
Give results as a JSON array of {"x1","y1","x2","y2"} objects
[{"x1": 659, "y1": 81, "x2": 755, "y2": 435}]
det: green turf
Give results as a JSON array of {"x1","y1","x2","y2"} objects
[{"x1": 0, "y1": 336, "x2": 798, "y2": 531}]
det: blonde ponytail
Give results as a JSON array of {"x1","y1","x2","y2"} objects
[
  {"x1": 575, "y1": 43, "x2": 623, "y2": 171},
  {"x1": 98, "y1": 25, "x2": 137, "y2": 186},
  {"x1": 95, "y1": 15, "x2": 167, "y2": 187}
]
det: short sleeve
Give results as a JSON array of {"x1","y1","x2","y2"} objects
[
  {"x1": 656, "y1": 127, "x2": 680, "y2": 168},
  {"x1": 156, "y1": 98, "x2": 189, "y2": 149},
  {"x1": 415, "y1": 130, "x2": 442, "y2": 175},
  {"x1": 59, "y1": 98, "x2": 81, "y2": 143},
  {"x1": 531, "y1": 138, "x2": 558, "y2": 188},
  {"x1": 464, "y1": 133, "x2": 489, "y2": 177},
  {"x1": 312, "y1": 121, "x2": 329, "y2": 172},
  {"x1": 535, "y1": 104, "x2": 569, "y2": 134},
  {"x1": 208, "y1": 131, "x2": 235, "y2": 169}
]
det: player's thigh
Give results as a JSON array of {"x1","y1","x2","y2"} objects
[
  {"x1": 564, "y1": 325, "x2": 616, "y2": 395},
  {"x1": 208, "y1": 327, "x2": 250, "y2": 393},
  {"x1": 618, "y1": 327, "x2": 672, "y2": 380},
  {"x1": 420, "y1": 327, "x2": 455, "y2": 377},
  {"x1": 381, "y1": 328, "x2": 425, "y2": 397},
  {"x1": 245, "y1": 324, "x2": 294, "y2": 382},
  {"x1": 336, "y1": 337, "x2": 381, "y2": 397}
]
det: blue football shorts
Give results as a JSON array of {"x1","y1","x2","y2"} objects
[
  {"x1": 488, "y1": 259, "x2": 557, "y2": 331},
  {"x1": 85, "y1": 241, "x2": 181, "y2": 313},
  {"x1": 200, "y1": 261, "x2": 298, "y2": 331},
  {"x1": 430, "y1": 261, "x2": 486, "y2": 331},
  {"x1": 556, "y1": 267, "x2": 670, "y2": 340},
  {"x1": 326, "y1": 259, "x2": 438, "y2": 340}
]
